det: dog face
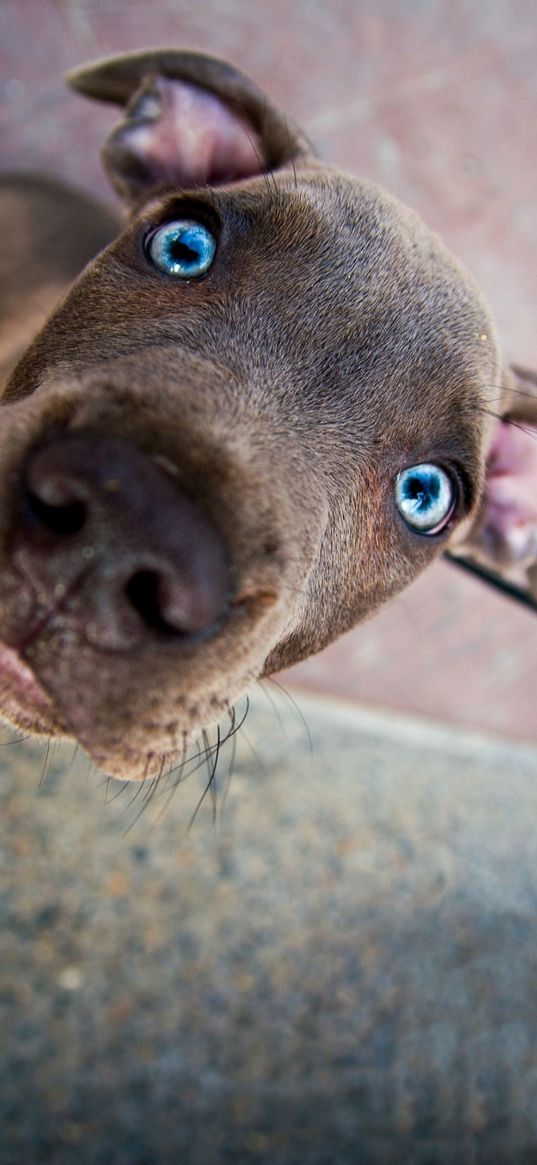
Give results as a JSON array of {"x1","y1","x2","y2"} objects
[{"x1": 0, "y1": 51, "x2": 533, "y2": 779}]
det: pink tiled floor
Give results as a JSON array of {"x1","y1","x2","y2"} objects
[{"x1": 1, "y1": 0, "x2": 536, "y2": 740}]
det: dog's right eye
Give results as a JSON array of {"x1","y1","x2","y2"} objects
[
  {"x1": 145, "y1": 220, "x2": 217, "y2": 279},
  {"x1": 395, "y1": 462, "x2": 457, "y2": 535}
]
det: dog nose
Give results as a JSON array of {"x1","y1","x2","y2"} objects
[{"x1": 16, "y1": 433, "x2": 230, "y2": 649}]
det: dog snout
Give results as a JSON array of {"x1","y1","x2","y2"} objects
[{"x1": 15, "y1": 433, "x2": 231, "y2": 649}]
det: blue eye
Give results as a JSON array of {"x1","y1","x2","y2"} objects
[
  {"x1": 395, "y1": 463, "x2": 456, "y2": 535},
  {"x1": 147, "y1": 219, "x2": 217, "y2": 278}
]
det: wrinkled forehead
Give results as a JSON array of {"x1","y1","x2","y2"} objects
[
  {"x1": 137, "y1": 168, "x2": 498, "y2": 352},
  {"x1": 137, "y1": 168, "x2": 441, "y2": 284},
  {"x1": 132, "y1": 169, "x2": 501, "y2": 441}
]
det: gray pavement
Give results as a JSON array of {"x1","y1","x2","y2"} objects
[{"x1": 2, "y1": 691, "x2": 537, "y2": 1164}]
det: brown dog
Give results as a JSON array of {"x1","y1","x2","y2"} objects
[{"x1": 0, "y1": 49, "x2": 535, "y2": 780}]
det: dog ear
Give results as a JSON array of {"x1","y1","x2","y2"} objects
[
  {"x1": 451, "y1": 365, "x2": 537, "y2": 601},
  {"x1": 67, "y1": 49, "x2": 314, "y2": 206}
]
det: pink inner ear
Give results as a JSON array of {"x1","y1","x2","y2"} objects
[
  {"x1": 483, "y1": 420, "x2": 537, "y2": 565},
  {"x1": 116, "y1": 76, "x2": 266, "y2": 188}
]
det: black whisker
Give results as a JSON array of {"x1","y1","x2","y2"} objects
[
  {"x1": 187, "y1": 724, "x2": 222, "y2": 832},
  {"x1": 122, "y1": 770, "x2": 153, "y2": 820},
  {"x1": 202, "y1": 726, "x2": 219, "y2": 824},
  {"x1": 265, "y1": 675, "x2": 313, "y2": 757},
  {"x1": 0, "y1": 733, "x2": 31, "y2": 746},
  {"x1": 38, "y1": 737, "x2": 52, "y2": 787},
  {"x1": 152, "y1": 741, "x2": 190, "y2": 824},
  {"x1": 219, "y1": 713, "x2": 238, "y2": 820},
  {"x1": 103, "y1": 776, "x2": 132, "y2": 805},
  {"x1": 122, "y1": 756, "x2": 168, "y2": 834},
  {"x1": 477, "y1": 404, "x2": 537, "y2": 440},
  {"x1": 258, "y1": 677, "x2": 288, "y2": 740},
  {"x1": 239, "y1": 721, "x2": 267, "y2": 781}
]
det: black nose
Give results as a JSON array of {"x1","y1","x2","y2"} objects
[{"x1": 15, "y1": 433, "x2": 230, "y2": 650}]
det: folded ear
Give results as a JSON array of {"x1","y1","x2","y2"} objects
[
  {"x1": 451, "y1": 365, "x2": 537, "y2": 602},
  {"x1": 67, "y1": 49, "x2": 314, "y2": 207}
]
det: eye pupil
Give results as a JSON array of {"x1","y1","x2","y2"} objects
[
  {"x1": 405, "y1": 473, "x2": 439, "y2": 507},
  {"x1": 170, "y1": 240, "x2": 199, "y2": 264},
  {"x1": 408, "y1": 476, "x2": 428, "y2": 501},
  {"x1": 147, "y1": 219, "x2": 217, "y2": 278},
  {"x1": 395, "y1": 463, "x2": 456, "y2": 535}
]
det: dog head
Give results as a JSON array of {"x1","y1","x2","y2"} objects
[{"x1": 0, "y1": 50, "x2": 534, "y2": 778}]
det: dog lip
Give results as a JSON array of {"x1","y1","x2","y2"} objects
[{"x1": 0, "y1": 641, "x2": 56, "y2": 721}]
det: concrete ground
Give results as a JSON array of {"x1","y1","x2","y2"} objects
[
  {"x1": 2, "y1": 695, "x2": 537, "y2": 1165},
  {"x1": 1, "y1": 1, "x2": 537, "y2": 1162}
]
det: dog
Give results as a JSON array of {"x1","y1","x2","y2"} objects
[{"x1": 0, "y1": 49, "x2": 535, "y2": 781}]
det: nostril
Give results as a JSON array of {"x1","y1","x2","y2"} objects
[
  {"x1": 125, "y1": 570, "x2": 174, "y2": 635},
  {"x1": 125, "y1": 567, "x2": 225, "y2": 637},
  {"x1": 23, "y1": 448, "x2": 89, "y2": 538},
  {"x1": 24, "y1": 487, "x2": 87, "y2": 537}
]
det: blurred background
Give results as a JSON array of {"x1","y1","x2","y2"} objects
[
  {"x1": 1, "y1": 0, "x2": 536, "y2": 740},
  {"x1": 2, "y1": 4, "x2": 537, "y2": 1163}
]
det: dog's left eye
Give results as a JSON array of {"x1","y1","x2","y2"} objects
[
  {"x1": 146, "y1": 220, "x2": 217, "y2": 278},
  {"x1": 395, "y1": 463, "x2": 456, "y2": 535}
]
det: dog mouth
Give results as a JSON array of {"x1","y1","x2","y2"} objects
[
  {"x1": 0, "y1": 637, "x2": 202, "y2": 775},
  {"x1": 0, "y1": 557, "x2": 285, "y2": 777},
  {"x1": 0, "y1": 641, "x2": 62, "y2": 734},
  {"x1": 0, "y1": 603, "x2": 267, "y2": 778}
]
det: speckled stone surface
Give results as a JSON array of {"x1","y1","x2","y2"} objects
[{"x1": 2, "y1": 693, "x2": 537, "y2": 1164}]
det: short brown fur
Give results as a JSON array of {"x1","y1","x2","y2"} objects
[{"x1": 0, "y1": 51, "x2": 535, "y2": 779}]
